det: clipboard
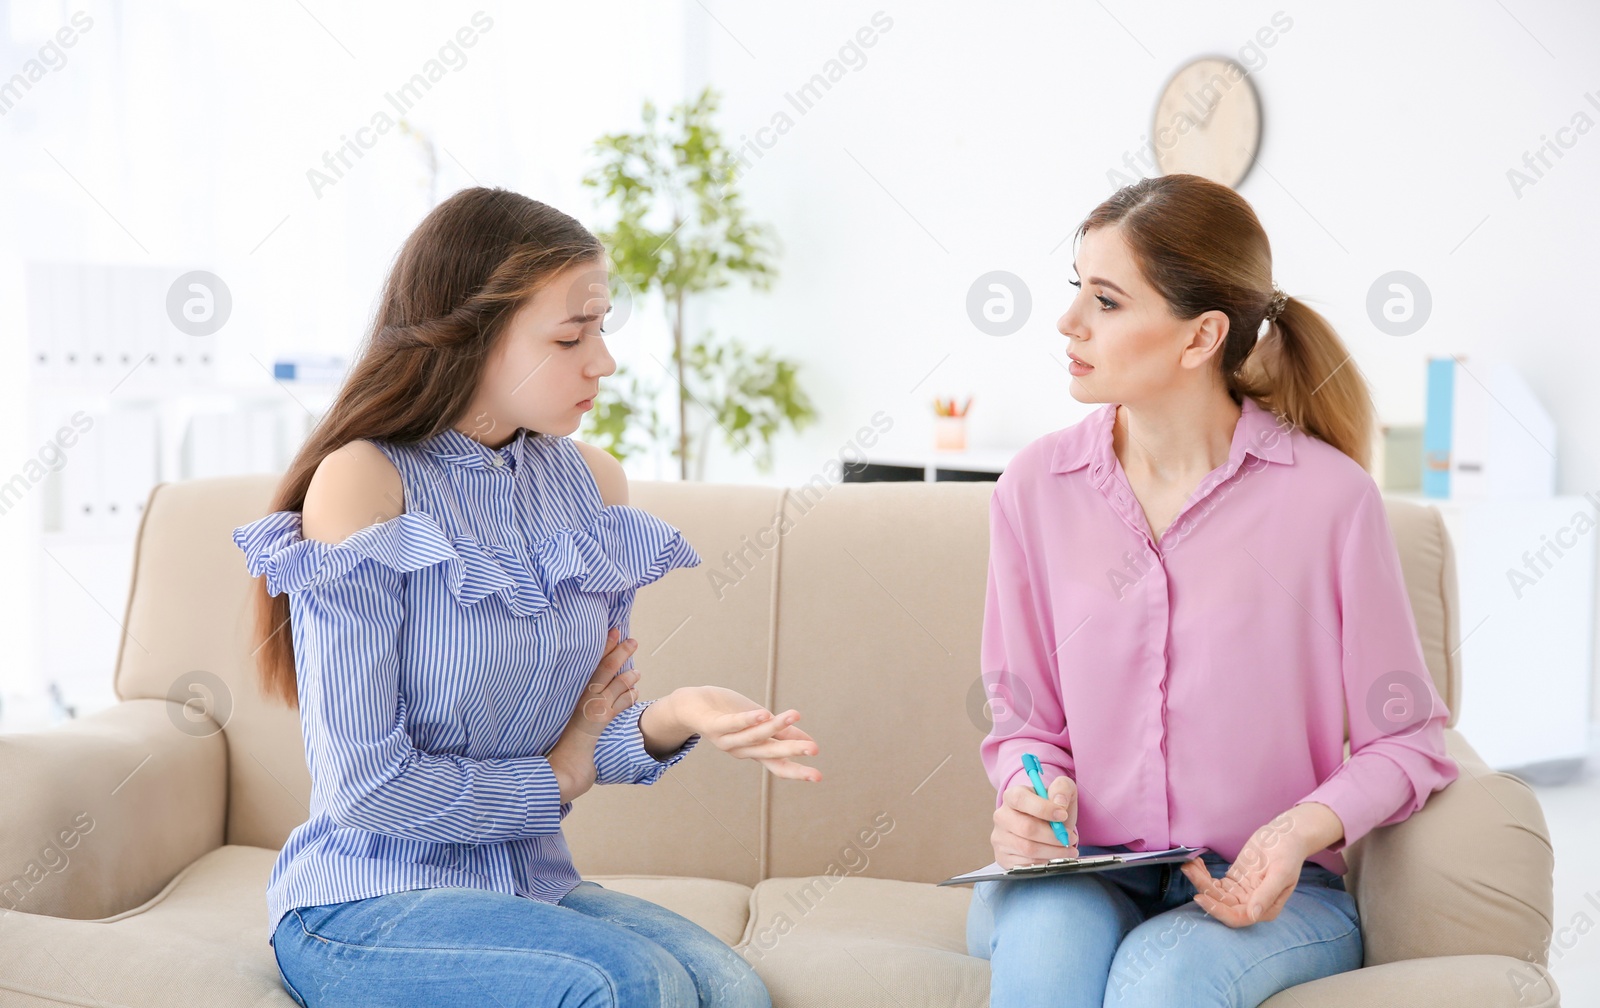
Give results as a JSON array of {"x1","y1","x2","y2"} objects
[{"x1": 936, "y1": 846, "x2": 1209, "y2": 886}]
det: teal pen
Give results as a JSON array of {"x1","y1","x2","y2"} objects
[{"x1": 1021, "y1": 753, "x2": 1073, "y2": 848}]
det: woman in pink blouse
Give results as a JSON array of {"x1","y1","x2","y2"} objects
[{"x1": 964, "y1": 173, "x2": 1459, "y2": 1008}]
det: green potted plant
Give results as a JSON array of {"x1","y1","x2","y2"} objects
[{"x1": 580, "y1": 86, "x2": 816, "y2": 479}]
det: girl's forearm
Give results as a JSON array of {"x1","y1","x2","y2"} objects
[
  {"x1": 547, "y1": 743, "x2": 593, "y2": 803},
  {"x1": 640, "y1": 687, "x2": 695, "y2": 762}
]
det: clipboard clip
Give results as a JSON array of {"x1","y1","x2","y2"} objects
[{"x1": 1006, "y1": 853, "x2": 1122, "y2": 874}]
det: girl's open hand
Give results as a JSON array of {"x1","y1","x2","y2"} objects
[{"x1": 673, "y1": 685, "x2": 822, "y2": 782}]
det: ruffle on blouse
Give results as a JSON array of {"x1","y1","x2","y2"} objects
[{"x1": 231, "y1": 506, "x2": 700, "y2": 618}]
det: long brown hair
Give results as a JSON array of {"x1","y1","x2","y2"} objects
[
  {"x1": 247, "y1": 187, "x2": 603, "y2": 707},
  {"x1": 1076, "y1": 173, "x2": 1374, "y2": 470}
]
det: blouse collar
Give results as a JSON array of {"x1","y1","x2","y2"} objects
[
  {"x1": 420, "y1": 425, "x2": 532, "y2": 472},
  {"x1": 1051, "y1": 395, "x2": 1295, "y2": 481}
]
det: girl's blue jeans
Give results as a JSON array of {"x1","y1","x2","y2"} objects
[
  {"x1": 271, "y1": 881, "x2": 772, "y2": 1007},
  {"x1": 965, "y1": 844, "x2": 1362, "y2": 1008}
]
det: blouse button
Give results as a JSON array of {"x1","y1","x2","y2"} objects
[{"x1": 490, "y1": 456, "x2": 504, "y2": 467}]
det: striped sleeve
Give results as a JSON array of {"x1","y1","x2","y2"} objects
[
  {"x1": 292, "y1": 557, "x2": 569, "y2": 841},
  {"x1": 592, "y1": 586, "x2": 701, "y2": 785}
]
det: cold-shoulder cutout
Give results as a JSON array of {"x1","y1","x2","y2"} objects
[
  {"x1": 233, "y1": 497, "x2": 698, "y2": 612},
  {"x1": 303, "y1": 440, "x2": 406, "y2": 545},
  {"x1": 572, "y1": 439, "x2": 628, "y2": 507}
]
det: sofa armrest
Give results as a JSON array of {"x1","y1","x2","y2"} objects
[
  {"x1": 0, "y1": 698, "x2": 226, "y2": 919},
  {"x1": 1259, "y1": 954, "x2": 1559, "y2": 1007},
  {"x1": 1342, "y1": 729, "x2": 1555, "y2": 970}
]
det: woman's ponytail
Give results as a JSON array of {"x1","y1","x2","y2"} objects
[{"x1": 1232, "y1": 295, "x2": 1376, "y2": 473}]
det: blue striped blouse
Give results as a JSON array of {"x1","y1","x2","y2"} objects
[{"x1": 232, "y1": 426, "x2": 703, "y2": 944}]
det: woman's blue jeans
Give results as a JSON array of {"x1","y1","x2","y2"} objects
[
  {"x1": 271, "y1": 881, "x2": 772, "y2": 1007},
  {"x1": 965, "y1": 845, "x2": 1362, "y2": 1008}
]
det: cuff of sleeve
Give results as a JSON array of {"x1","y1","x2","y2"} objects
[
  {"x1": 521, "y1": 756, "x2": 567, "y2": 836},
  {"x1": 594, "y1": 699, "x2": 701, "y2": 786},
  {"x1": 1294, "y1": 753, "x2": 1413, "y2": 853}
]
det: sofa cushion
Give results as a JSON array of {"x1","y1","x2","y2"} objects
[
  {"x1": 581, "y1": 874, "x2": 755, "y2": 947},
  {"x1": 0, "y1": 850, "x2": 761, "y2": 1008},
  {"x1": 1258, "y1": 954, "x2": 1560, "y2": 1007},
  {"x1": 739, "y1": 875, "x2": 989, "y2": 1005},
  {"x1": 0, "y1": 844, "x2": 292, "y2": 1007}
]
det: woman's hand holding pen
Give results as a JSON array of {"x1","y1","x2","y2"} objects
[
  {"x1": 671, "y1": 686, "x2": 822, "y2": 782},
  {"x1": 991, "y1": 775, "x2": 1078, "y2": 870},
  {"x1": 548, "y1": 628, "x2": 639, "y2": 803}
]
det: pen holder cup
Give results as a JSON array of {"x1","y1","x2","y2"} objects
[{"x1": 934, "y1": 416, "x2": 967, "y2": 452}]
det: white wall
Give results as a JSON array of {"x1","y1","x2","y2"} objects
[
  {"x1": 0, "y1": 0, "x2": 689, "y2": 723},
  {"x1": 3, "y1": 0, "x2": 1597, "y2": 725},
  {"x1": 676, "y1": 0, "x2": 1600, "y2": 723},
  {"x1": 687, "y1": 2, "x2": 1597, "y2": 476}
]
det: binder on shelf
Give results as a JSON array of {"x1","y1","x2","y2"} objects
[
  {"x1": 25, "y1": 260, "x2": 228, "y2": 394},
  {"x1": 1423, "y1": 354, "x2": 1555, "y2": 500},
  {"x1": 190, "y1": 288, "x2": 221, "y2": 386},
  {"x1": 247, "y1": 407, "x2": 281, "y2": 476},
  {"x1": 24, "y1": 262, "x2": 59, "y2": 384},
  {"x1": 273, "y1": 355, "x2": 348, "y2": 384},
  {"x1": 108, "y1": 265, "x2": 145, "y2": 390},
  {"x1": 181, "y1": 412, "x2": 223, "y2": 480},
  {"x1": 184, "y1": 408, "x2": 279, "y2": 480},
  {"x1": 102, "y1": 410, "x2": 159, "y2": 533},
  {"x1": 99, "y1": 415, "x2": 128, "y2": 533},
  {"x1": 163, "y1": 268, "x2": 192, "y2": 385},
  {"x1": 45, "y1": 262, "x2": 86, "y2": 387},
  {"x1": 140, "y1": 264, "x2": 185, "y2": 391},
  {"x1": 56, "y1": 411, "x2": 104, "y2": 536},
  {"x1": 80, "y1": 263, "x2": 113, "y2": 390}
]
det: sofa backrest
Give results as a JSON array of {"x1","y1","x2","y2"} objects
[{"x1": 113, "y1": 475, "x2": 1461, "y2": 887}]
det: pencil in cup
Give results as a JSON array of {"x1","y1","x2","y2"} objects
[{"x1": 1021, "y1": 752, "x2": 1074, "y2": 848}]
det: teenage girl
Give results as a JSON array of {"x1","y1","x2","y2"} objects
[{"x1": 236, "y1": 188, "x2": 821, "y2": 1007}]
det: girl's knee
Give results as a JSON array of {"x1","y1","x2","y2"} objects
[
  {"x1": 635, "y1": 921, "x2": 768, "y2": 1008},
  {"x1": 574, "y1": 931, "x2": 700, "y2": 1007},
  {"x1": 698, "y1": 947, "x2": 771, "y2": 1008}
]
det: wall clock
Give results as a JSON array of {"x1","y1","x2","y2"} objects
[{"x1": 1152, "y1": 57, "x2": 1261, "y2": 188}]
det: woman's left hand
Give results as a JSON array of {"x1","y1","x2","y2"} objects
[
  {"x1": 673, "y1": 685, "x2": 822, "y2": 782},
  {"x1": 1178, "y1": 811, "x2": 1307, "y2": 928}
]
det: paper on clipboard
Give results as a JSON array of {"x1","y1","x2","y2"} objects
[{"x1": 936, "y1": 846, "x2": 1209, "y2": 887}]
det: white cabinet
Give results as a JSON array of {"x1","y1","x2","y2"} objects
[{"x1": 1387, "y1": 492, "x2": 1596, "y2": 779}]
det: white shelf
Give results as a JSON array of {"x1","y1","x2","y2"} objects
[{"x1": 31, "y1": 379, "x2": 341, "y2": 401}]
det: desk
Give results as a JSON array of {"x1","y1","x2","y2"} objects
[{"x1": 845, "y1": 449, "x2": 1014, "y2": 483}]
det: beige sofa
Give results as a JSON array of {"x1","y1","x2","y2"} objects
[{"x1": 0, "y1": 475, "x2": 1561, "y2": 1006}]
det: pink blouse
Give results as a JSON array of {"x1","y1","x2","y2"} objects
[{"x1": 979, "y1": 395, "x2": 1459, "y2": 874}]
